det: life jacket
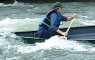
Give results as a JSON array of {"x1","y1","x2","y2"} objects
[{"x1": 42, "y1": 10, "x2": 58, "y2": 29}]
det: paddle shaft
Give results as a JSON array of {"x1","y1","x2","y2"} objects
[{"x1": 65, "y1": 18, "x2": 75, "y2": 34}]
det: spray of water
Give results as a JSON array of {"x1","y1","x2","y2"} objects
[
  {"x1": 77, "y1": 15, "x2": 95, "y2": 26},
  {"x1": 0, "y1": 1, "x2": 34, "y2": 7},
  {"x1": 79, "y1": 20, "x2": 95, "y2": 25},
  {"x1": 35, "y1": 36, "x2": 88, "y2": 51},
  {"x1": 16, "y1": 35, "x2": 94, "y2": 54},
  {"x1": 0, "y1": 17, "x2": 43, "y2": 32},
  {"x1": 0, "y1": 2, "x2": 95, "y2": 60},
  {"x1": 0, "y1": 17, "x2": 95, "y2": 54},
  {"x1": 0, "y1": 28, "x2": 95, "y2": 60}
]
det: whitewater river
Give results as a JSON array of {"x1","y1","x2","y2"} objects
[{"x1": 0, "y1": 2, "x2": 95, "y2": 60}]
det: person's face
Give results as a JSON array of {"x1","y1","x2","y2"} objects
[{"x1": 58, "y1": 7, "x2": 64, "y2": 13}]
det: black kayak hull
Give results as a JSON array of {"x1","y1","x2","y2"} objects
[{"x1": 15, "y1": 26, "x2": 95, "y2": 44}]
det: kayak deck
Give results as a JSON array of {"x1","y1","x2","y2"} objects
[{"x1": 15, "y1": 26, "x2": 95, "y2": 44}]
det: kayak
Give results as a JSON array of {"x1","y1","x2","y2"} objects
[{"x1": 15, "y1": 25, "x2": 95, "y2": 44}]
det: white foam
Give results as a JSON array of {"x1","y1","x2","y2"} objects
[
  {"x1": 17, "y1": 35, "x2": 89, "y2": 54},
  {"x1": 36, "y1": 35, "x2": 87, "y2": 51},
  {"x1": 80, "y1": 20, "x2": 95, "y2": 25},
  {"x1": 0, "y1": 17, "x2": 95, "y2": 54},
  {"x1": 0, "y1": 1, "x2": 34, "y2": 7},
  {"x1": 77, "y1": 15, "x2": 95, "y2": 26},
  {"x1": 0, "y1": 17, "x2": 43, "y2": 32},
  {"x1": 0, "y1": 31, "x2": 94, "y2": 54}
]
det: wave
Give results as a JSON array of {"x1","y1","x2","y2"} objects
[
  {"x1": 10, "y1": 35, "x2": 94, "y2": 54},
  {"x1": 0, "y1": 17, "x2": 44, "y2": 32},
  {"x1": 0, "y1": 1, "x2": 34, "y2": 7},
  {"x1": 0, "y1": 16, "x2": 95, "y2": 32},
  {"x1": 79, "y1": 19, "x2": 95, "y2": 26},
  {"x1": 0, "y1": 27, "x2": 95, "y2": 60}
]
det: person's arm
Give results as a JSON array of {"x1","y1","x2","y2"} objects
[
  {"x1": 48, "y1": 13, "x2": 65, "y2": 36},
  {"x1": 57, "y1": 29, "x2": 66, "y2": 36},
  {"x1": 67, "y1": 14, "x2": 77, "y2": 21},
  {"x1": 67, "y1": 16, "x2": 75, "y2": 21},
  {"x1": 60, "y1": 13, "x2": 76, "y2": 21},
  {"x1": 48, "y1": 13, "x2": 58, "y2": 32},
  {"x1": 60, "y1": 15, "x2": 68, "y2": 21}
]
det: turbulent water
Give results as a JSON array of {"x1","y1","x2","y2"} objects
[{"x1": 0, "y1": 2, "x2": 95, "y2": 60}]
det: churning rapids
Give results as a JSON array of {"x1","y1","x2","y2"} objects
[{"x1": 0, "y1": 2, "x2": 95, "y2": 60}]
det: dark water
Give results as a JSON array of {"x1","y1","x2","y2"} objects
[{"x1": 1, "y1": 0, "x2": 95, "y2": 4}]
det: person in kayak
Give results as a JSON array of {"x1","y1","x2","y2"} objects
[{"x1": 36, "y1": 2, "x2": 75, "y2": 38}]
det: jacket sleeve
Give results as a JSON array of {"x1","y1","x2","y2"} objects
[
  {"x1": 48, "y1": 13, "x2": 58, "y2": 33},
  {"x1": 61, "y1": 16, "x2": 68, "y2": 21},
  {"x1": 59, "y1": 13, "x2": 68, "y2": 21}
]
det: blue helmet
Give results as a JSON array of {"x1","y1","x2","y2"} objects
[{"x1": 52, "y1": 2, "x2": 63, "y2": 9}]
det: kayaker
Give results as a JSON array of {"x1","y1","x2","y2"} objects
[{"x1": 36, "y1": 2, "x2": 75, "y2": 38}]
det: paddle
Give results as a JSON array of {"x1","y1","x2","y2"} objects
[
  {"x1": 63, "y1": 18, "x2": 75, "y2": 39},
  {"x1": 63, "y1": 14, "x2": 77, "y2": 39}
]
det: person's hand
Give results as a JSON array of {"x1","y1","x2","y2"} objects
[
  {"x1": 61, "y1": 32, "x2": 68, "y2": 36},
  {"x1": 59, "y1": 32, "x2": 67, "y2": 40},
  {"x1": 68, "y1": 13, "x2": 77, "y2": 21},
  {"x1": 61, "y1": 32, "x2": 65, "y2": 36}
]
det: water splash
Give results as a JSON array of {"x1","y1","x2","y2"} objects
[
  {"x1": 0, "y1": 17, "x2": 95, "y2": 55},
  {"x1": 0, "y1": 2, "x2": 95, "y2": 60},
  {"x1": 0, "y1": 31, "x2": 23, "y2": 60},
  {"x1": 0, "y1": 31, "x2": 95, "y2": 60},
  {"x1": 0, "y1": 1, "x2": 34, "y2": 7},
  {"x1": 35, "y1": 35, "x2": 88, "y2": 51},
  {"x1": 17, "y1": 35, "x2": 94, "y2": 54},
  {"x1": 76, "y1": 15, "x2": 95, "y2": 26},
  {"x1": 79, "y1": 20, "x2": 95, "y2": 26},
  {"x1": 0, "y1": 17, "x2": 43, "y2": 32}
]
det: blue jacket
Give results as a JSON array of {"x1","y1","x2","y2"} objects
[{"x1": 36, "y1": 10, "x2": 68, "y2": 38}]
